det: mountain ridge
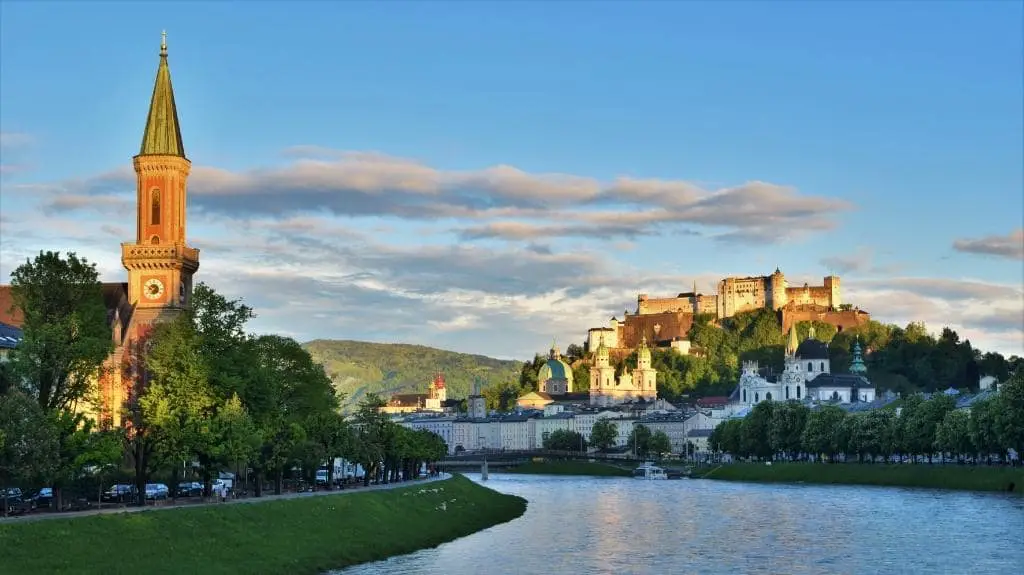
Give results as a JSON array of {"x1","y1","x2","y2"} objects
[{"x1": 302, "y1": 339, "x2": 524, "y2": 411}]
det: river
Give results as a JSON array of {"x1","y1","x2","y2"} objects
[{"x1": 334, "y1": 473, "x2": 1024, "y2": 575}]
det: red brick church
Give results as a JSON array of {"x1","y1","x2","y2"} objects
[{"x1": 0, "y1": 33, "x2": 199, "y2": 427}]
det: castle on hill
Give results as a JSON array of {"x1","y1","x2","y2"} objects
[{"x1": 587, "y1": 268, "x2": 871, "y2": 356}]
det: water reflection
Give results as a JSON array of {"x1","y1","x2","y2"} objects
[{"x1": 333, "y1": 474, "x2": 1024, "y2": 575}]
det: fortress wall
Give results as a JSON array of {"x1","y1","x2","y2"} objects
[
  {"x1": 637, "y1": 296, "x2": 692, "y2": 315},
  {"x1": 781, "y1": 306, "x2": 870, "y2": 334},
  {"x1": 696, "y1": 295, "x2": 718, "y2": 315},
  {"x1": 785, "y1": 285, "x2": 834, "y2": 307},
  {"x1": 621, "y1": 311, "x2": 694, "y2": 348}
]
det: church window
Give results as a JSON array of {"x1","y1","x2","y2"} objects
[
  {"x1": 807, "y1": 362, "x2": 813, "y2": 371},
  {"x1": 150, "y1": 235, "x2": 160, "y2": 244},
  {"x1": 785, "y1": 386, "x2": 790, "y2": 399},
  {"x1": 796, "y1": 386, "x2": 802, "y2": 399},
  {"x1": 754, "y1": 392, "x2": 759, "y2": 402},
  {"x1": 820, "y1": 361, "x2": 826, "y2": 372},
  {"x1": 150, "y1": 189, "x2": 161, "y2": 225},
  {"x1": 766, "y1": 392, "x2": 772, "y2": 401},
  {"x1": 742, "y1": 389, "x2": 747, "y2": 402}
]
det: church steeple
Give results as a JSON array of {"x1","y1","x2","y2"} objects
[
  {"x1": 786, "y1": 326, "x2": 799, "y2": 357},
  {"x1": 139, "y1": 31, "x2": 185, "y2": 158}
]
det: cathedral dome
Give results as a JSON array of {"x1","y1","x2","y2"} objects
[
  {"x1": 796, "y1": 338, "x2": 829, "y2": 360},
  {"x1": 539, "y1": 357, "x2": 573, "y2": 385}
]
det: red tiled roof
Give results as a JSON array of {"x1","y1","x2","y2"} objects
[
  {"x1": 697, "y1": 396, "x2": 729, "y2": 407},
  {"x1": 0, "y1": 286, "x2": 24, "y2": 327}
]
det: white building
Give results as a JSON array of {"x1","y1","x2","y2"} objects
[
  {"x1": 589, "y1": 337, "x2": 657, "y2": 407},
  {"x1": 401, "y1": 416, "x2": 456, "y2": 454},
  {"x1": 637, "y1": 411, "x2": 716, "y2": 454}
]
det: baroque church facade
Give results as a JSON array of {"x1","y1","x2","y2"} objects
[
  {"x1": 0, "y1": 35, "x2": 200, "y2": 427},
  {"x1": 736, "y1": 327, "x2": 876, "y2": 407}
]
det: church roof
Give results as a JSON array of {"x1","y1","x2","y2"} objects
[
  {"x1": 796, "y1": 338, "x2": 829, "y2": 360},
  {"x1": 0, "y1": 322, "x2": 22, "y2": 350},
  {"x1": 806, "y1": 373, "x2": 873, "y2": 389},
  {"x1": 539, "y1": 356, "x2": 573, "y2": 383},
  {"x1": 139, "y1": 33, "x2": 186, "y2": 158}
]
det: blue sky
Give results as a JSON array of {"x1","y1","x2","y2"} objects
[{"x1": 1, "y1": 1, "x2": 1022, "y2": 359}]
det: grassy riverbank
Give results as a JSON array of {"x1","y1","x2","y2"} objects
[
  {"x1": 0, "y1": 475, "x2": 527, "y2": 575},
  {"x1": 505, "y1": 460, "x2": 632, "y2": 477},
  {"x1": 694, "y1": 463, "x2": 1024, "y2": 494}
]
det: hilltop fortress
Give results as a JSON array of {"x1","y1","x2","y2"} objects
[{"x1": 587, "y1": 269, "x2": 870, "y2": 356}]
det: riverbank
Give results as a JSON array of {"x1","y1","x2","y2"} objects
[
  {"x1": 505, "y1": 460, "x2": 632, "y2": 477},
  {"x1": 0, "y1": 474, "x2": 527, "y2": 575},
  {"x1": 693, "y1": 462, "x2": 1024, "y2": 494}
]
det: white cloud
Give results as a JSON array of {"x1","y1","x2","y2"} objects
[{"x1": 953, "y1": 229, "x2": 1024, "y2": 261}]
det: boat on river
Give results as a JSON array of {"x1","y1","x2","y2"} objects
[{"x1": 632, "y1": 462, "x2": 668, "y2": 480}]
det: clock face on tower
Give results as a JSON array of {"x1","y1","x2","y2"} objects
[{"x1": 144, "y1": 278, "x2": 165, "y2": 300}]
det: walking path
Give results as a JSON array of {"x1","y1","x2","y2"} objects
[{"x1": 0, "y1": 473, "x2": 452, "y2": 524}]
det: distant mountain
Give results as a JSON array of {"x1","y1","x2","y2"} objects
[{"x1": 302, "y1": 339, "x2": 524, "y2": 412}]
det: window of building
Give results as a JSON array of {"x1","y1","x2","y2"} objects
[
  {"x1": 765, "y1": 392, "x2": 772, "y2": 401},
  {"x1": 742, "y1": 389, "x2": 747, "y2": 402},
  {"x1": 807, "y1": 362, "x2": 813, "y2": 371},
  {"x1": 820, "y1": 361, "x2": 826, "y2": 372},
  {"x1": 150, "y1": 189, "x2": 161, "y2": 225},
  {"x1": 754, "y1": 392, "x2": 759, "y2": 402},
  {"x1": 796, "y1": 386, "x2": 802, "y2": 399},
  {"x1": 785, "y1": 386, "x2": 790, "y2": 399}
]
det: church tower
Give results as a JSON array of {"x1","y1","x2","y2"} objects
[
  {"x1": 633, "y1": 335, "x2": 657, "y2": 401},
  {"x1": 589, "y1": 341, "x2": 615, "y2": 406},
  {"x1": 121, "y1": 32, "x2": 200, "y2": 328}
]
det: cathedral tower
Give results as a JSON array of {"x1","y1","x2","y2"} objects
[{"x1": 121, "y1": 32, "x2": 200, "y2": 323}]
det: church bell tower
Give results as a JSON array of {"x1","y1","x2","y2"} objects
[{"x1": 121, "y1": 32, "x2": 200, "y2": 322}]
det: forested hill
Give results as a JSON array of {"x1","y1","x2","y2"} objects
[{"x1": 302, "y1": 339, "x2": 523, "y2": 412}]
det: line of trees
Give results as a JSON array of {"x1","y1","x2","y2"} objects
[
  {"x1": 0, "y1": 251, "x2": 446, "y2": 511},
  {"x1": 707, "y1": 373, "x2": 1024, "y2": 464}
]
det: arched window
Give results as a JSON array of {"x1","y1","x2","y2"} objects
[
  {"x1": 151, "y1": 189, "x2": 161, "y2": 225},
  {"x1": 807, "y1": 362, "x2": 813, "y2": 371},
  {"x1": 754, "y1": 392, "x2": 759, "y2": 402},
  {"x1": 796, "y1": 386, "x2": 802, "y2": 399},
  {"x1": 742, "y1": 389, "x2": 747, "y2": 402},
  {"x1": 150, "y1": 235, "x2": 160, "y2": 245},
  {"x1": 785, "y1": 386, "x2": 790, "y2": 399},
  {"x1": 766, "y1": 392, "x2": 772, "y2": 401},
  {"x1": 820, "y1": 361, "x2": 826, "y2": 372}
]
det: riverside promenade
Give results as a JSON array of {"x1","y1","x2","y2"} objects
[{"x1": 1, "y1": 473, "x2": 452, "y2": 524}]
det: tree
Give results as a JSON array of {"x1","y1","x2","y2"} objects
[
  {"x1": 769, "y1": 401, "x2": 809, "y2": 461},
  {"x1": 8, "y1": 251, "x2": 112, "y2": 412},
  {"x1": 648, "y1": 430, "x2": 672, "y2": 457},
  {"x1": 993, "y1": 372, "x2": 1024, "y2": 463},
  {"x1": 802, "y1": 406, "x2": 846, "y2": 462},
  {"x1": 544, "y1": 429, "x2": 587, "y2": 452},
  {"x1": 305, "y1": 410, "x2": 351, "y2": 488},
  {"x1": 590, "y1": 419, "x2": 618, "y2": 452},
  {"x1": 741, "y1": 402, "x2": 775, "y2": 460},
  {"x1": 935, "y1": 410, "x2": 972, "y2": 463},
  {"x1": 968, "y1": 398, "x2": 1002, "y2": 464},
  {"x1": 627, "y1": 424, "x2": 653, "y2": 458},
  {"x1": 0, "y1": 391, "x2": 58, "y2": 516}
]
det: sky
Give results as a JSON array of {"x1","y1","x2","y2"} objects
[{"x1": 1, "y1": 1, "x2": 1022, "y2": 361}]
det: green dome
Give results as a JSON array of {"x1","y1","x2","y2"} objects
[{"x1": 538, "y1": 357, "x2": 574, "y2": 387}]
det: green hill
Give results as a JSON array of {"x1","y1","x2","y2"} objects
[{"x1": 302, "y1": 339, "x2": 524, "y2": 412}]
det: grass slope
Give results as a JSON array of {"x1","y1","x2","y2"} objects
[
  {"x1": 0, "y1": 475, "x2": 527, "y2": 575},
  {"x1": 505, "y1": 461, "x2": 633, "y2": 477},
  {"x1": 303, "y1": 339, "x2": 522, "y2": 411},
  {"x1": 694, "y1": 463, "x2": 1024, "y2": 493}
]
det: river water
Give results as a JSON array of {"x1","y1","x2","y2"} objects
[{"x1": 334, "y1": 473, "x2": 1024, "y2": 575}]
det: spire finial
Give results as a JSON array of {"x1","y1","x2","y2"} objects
[{"x1": 161, "y1": 30, "x2": 168, "y2": 56}]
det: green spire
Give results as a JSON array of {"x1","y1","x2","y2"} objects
[
  {"x1": 786, "y1": 327, "x2": 799, "y2": 356},
  {"x1": 139, "y1": 31, "x2": 185, "y2": 158},
  {"x1": 850, "y1": 338, "x2": 868, "y2": 375}
]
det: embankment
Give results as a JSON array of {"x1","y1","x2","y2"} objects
[
  {"x1": 505, "y1": 460, "x2": 632, "y2": 477},
  {"x1": 693, "y1": 462, "x2": 1024, "y2": 494},
  {"x1": 0, "y1": 474, "x2": 527, "y2": 575}
]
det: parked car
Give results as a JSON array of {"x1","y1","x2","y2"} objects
[
  {"x1": 102, "y1": 484, "x2": 137, "y2": 504},
  {"x1": 145, "y1": 483, "x2": 169, "y2": 500},
  {"x1": 2, "y1": 488, "x2": 33, "y2": 516},
  {"x1": 27, "y1": 487, "x2": 53, "y2": 509},
  {"x1": 176, "y1": 482, "x2": 203, "y2": 498}
]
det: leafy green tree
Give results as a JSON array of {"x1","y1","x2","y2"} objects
[
  {"x1": 544, "y1": 429, "x2": 587, "y2": 452},
  {"x1": 741, "y1": 402, "x2": 775, "y2": 460},
  {"x1": 993, "y1": 371, "x2": 1024, "y2": 461},
  {"x1": 589, "y1": 419, "x2": 618, "y2": 452},
  {"x1": 0, "y1": 391, "x2": 58, "y2": 515},
  {"x1": 7, "y1": 251, "x2": 113, "y2": 412},
  {"x1": 935, "y1": 409, "x2": 972, "y2": 462},
  {"x1": 802, "y1": 405, "x2": 846, "y2": 462},
  {"x1": 648, "y1": 430, "x2": 672, "y2": 457},
  {"x1": 305, "y1": 410, "x2": 351, "y2": 489},
  {"x1": 352, "y1": 394, "x2": 390, "y2": 486},
  {"x1": 627, "y1": 424, "x2": 653, "y2": 458},
  {"x1": 769, "y1": 401, "x2": 809, "y2": 460},
  {"x1": 968, "y1": 398, "x2": 1003, "y2": 464}
]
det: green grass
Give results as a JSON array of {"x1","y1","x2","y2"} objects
[
  {"x1": 693, "y1": 462, "x2": 1024, "y2": 494},
  {"x1": 504, "y1": 460, "x2": 632, "y2": 477},
  {"x1": 0, "y1": 475, "x2": 527, "y2": 575}
]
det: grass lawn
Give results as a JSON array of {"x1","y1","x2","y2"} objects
[
  {"x1": 694, "y1": 462, "x2": 1024, "y2": 494},
  {"x1": 0, "y1": 475, "x2": 527, "y2": 575},
  {"x1": 504, "y1": 460, "x2": 633, "y2": 477}
]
